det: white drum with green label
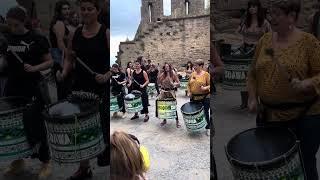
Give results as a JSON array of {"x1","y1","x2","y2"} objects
[
  {"x1": 147, "y1": 83, "x2": 156, "y2": 96},
  {"x1": 42, "y1": 92, "x2": 105, "y2": 163},
  {"x1": 181, "y1": 102, "x2": 207, "y2": 132},
  {"x1": 110, "y1": 94, "x2": 120, "y2": 112},
  {"x1": 222, "y1": 57, "x2": 252, "y2": 91},
  {"x1": 157, "y1": 98, "x2": 177, "y2": 119},
  {"x1": 124, "y1": 91, "x2": 143, "y2": 113},
  {"x1": 0, "y1": 97, "x2": 32, "y2": 161}
]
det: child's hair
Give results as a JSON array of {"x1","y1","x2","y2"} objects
[{"x1": 110, "y1": 131, "x2": 146, "y2": 180}]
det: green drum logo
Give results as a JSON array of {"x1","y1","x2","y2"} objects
[
  {"x1": 222, "y1": 58, "x2": 251, "y2": 91},
  {"x1": 0, "y1": 111, "x2": 32, "y2": 160},
  {"x1": 182, "y1": 110, "x2": 207, "y2": 132},
  {"x1": 157, "y1": 100, "x2": 177, "y2": 119},
  {"x1": 110, "y1": 96, "x2": 120, "y2": 112},
  {"x1": 125, "y1": 98, "x2": 143, "y2": 113},
  {"x1": 180, "y1": 79, "x2": 188, "y2": 89}
]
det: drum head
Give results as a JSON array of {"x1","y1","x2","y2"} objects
[
  {"x1": 0, "y1": 97, "x2": 30, "y2": 112},
  {"x1": 48, "y1": 101, "x2": 82, "y2": 116},
  {"x1": 227, "y1": 127, "x2": 297, "y2": 163},
  {"x1": 181, "y1": 102, "x2": 202, "y2": 115}
]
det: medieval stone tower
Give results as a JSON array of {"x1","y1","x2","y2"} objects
[{"x1": 117, "y1": 0, "x2": 210, "y2": 68}]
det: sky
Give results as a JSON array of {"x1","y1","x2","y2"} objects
[
  {"x1": 0, "y1": 0, "x2": 17, "y2": 17},
  {"x1": 110, "y1": 0, "x2": 172, "y2": 65}
]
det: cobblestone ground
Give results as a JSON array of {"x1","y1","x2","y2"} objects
[
  {"x1": 110, "y1": 89, "x2": 210, "y2": 180},
  {"x1": 212, "y1": 84, "x2": 320, "y2": 180}
]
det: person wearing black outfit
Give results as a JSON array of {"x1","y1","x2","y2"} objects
[
  {"x1": 56, "y1": 0, "x2": 111, "y2": 179},
  {"x1": 128, "y1": 60, "x2": 150, "y2": 122},
  {"x1": 148, "y1": 63, "x2": 160, "y2": 95},
  {"x1": 3, "y1": 6, "x2": 54, "y2": 179},
  {"x1": 111, "y1": 63, "x2": 126, "y2": 118}
]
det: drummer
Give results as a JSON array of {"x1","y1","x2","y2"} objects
[
  {"x1": 3, "y1": 6, "x2": 54, "y2": 178},
  {"x1": 126, "y1": 61, "x2": 133, "y2": 93},
  {"x1": 187, "y1": 59, "x2": 211, "y2": 136},
  {"x1": 157, "y1": 62, "x2": 181, "y2": 128},
  {"x1": 247, "y1": 0, "x2": 320, "y2": 179},
  {"x1": 127, "y1": 59, "x2": 150, "y2": 122},
  {"x1": 111, "y1": 63, "x2": 126, "y2": 118},
  {"x1": 148, "y1": 63, "x2": 160, "y2": 95},
  {"x1": 236, "y1": 0, "x2": 271, "y2": 109},
  {"x1": 56, "y1": 0, "x2": 110, "y2": 179}
]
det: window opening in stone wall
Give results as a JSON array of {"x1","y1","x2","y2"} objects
[
  {"x1": 148, "y1": 3, "x2": 152, "y2": 22},
  {"x1": 204, "y1": 0, "x2": 209, "y2": 10},
  {"x1": 163, "y1": 0, "x2": 171, "y2": 16},
  {"x1": 185, "y1": 0, "x2": 189, "y2": 15}
]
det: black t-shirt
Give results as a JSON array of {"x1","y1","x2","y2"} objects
[
  {"x1": 111, "y1": 71, "x2": 125, "y2": 94},
  {"x1": 148, "y1": 69, "x2": 158, "y2": 83},
  {"x1": 4, "y1": 31, "x2": 50, "y2": 96}
]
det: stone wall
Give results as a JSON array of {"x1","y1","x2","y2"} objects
[
  {"x1": 213, "y1": 0, "x2": 318, "y2": 44},
  {"x1": 118, "y1": 15, "x2": 210, "y2": 69}
]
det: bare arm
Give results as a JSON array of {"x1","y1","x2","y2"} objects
[
  {"x1": 36, "y1": 53, "x2": 53, "y2": 71},
  {"x1": 61, "y1": 30, "x2": 75, "y2": 79},
  {"x1": 53, "y1": 21, "x2": 68, "y2": 54},
  {"x1": 142, "y1": 71, "x2": 149, "y2": 87}
]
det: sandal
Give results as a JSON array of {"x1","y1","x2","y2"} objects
[
  {"x1": 144, "y1": 115, "x2": 149, "y2": 122},
  {"x1": 160, "y1": 119, "x2": 167, "y2": 126},
  {"x1": 131, "y1": 114, "x2": 139, "y2": 120}
]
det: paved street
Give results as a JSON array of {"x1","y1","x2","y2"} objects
[
  {"x1": 212, "y1": 84, "x2": 320, "y2": 180},
  {"x1": 110, "y1": 89, "x2": 210, "y2": 180}
]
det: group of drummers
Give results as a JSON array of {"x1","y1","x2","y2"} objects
[
  {"x1": 0, "y1": 0, "x2": 110, "y2": 180},
  {"x1": 214, "y1": 0, "x2": 320, "y2": 179},
  {"x1": 110, "y1": 57, "x2": 212, "y2": 136}
]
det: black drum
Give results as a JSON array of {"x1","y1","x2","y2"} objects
[{"x1": 225, "y1": 127, "x2": 305, "y2": 180}]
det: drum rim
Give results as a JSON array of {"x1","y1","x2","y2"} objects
[
  {"x1": 225, "y1": 127, "x2": 299, "y2": 167},
  {"x1": 0, "y1": 96, "x2": 31, "y2": 114},
  {"x1": 42, "y1": 98, "x2": 99, "y2": 121},
  {"x1": 180, "y1": 102, "x2": 203, "y2": 115}
]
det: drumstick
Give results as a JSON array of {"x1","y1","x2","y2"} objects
[
  {"x1": 76, "y1": 57, "x2": 97, "y2": 76},
  {"x1": 9, "y1": 49, "x2": 23, "y2": 64}
]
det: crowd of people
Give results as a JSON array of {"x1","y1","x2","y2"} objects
[{"x1": 110, "y1": 57, "x2": 213, "y2": 135}]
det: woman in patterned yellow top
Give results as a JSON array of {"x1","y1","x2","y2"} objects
[
  {"x1": 247, "y1": 1, "x2": 320, "y2": 179},
  {"x1": 188, "y1": 59, "x2": 211, "y2": 136}
]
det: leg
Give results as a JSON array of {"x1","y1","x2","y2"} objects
[
  {"x1": 140, "y1": 89, "x2": 149, "y2": 122},
  {"x1": 203, "y1": 98, "x2": 211, "y2": 129},
  {"x1": 67, "y1": 160, "x2": 93, "y2": 180},
  {"x1": 297, "y1": 115, "x2": 320, "y2": 180},
  {"x1": 155, "y1": 82, "x2": 160, "y2": 95}
]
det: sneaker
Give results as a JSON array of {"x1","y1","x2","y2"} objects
[
  {"x1": 206, "y1": 129, "x2": 210, "y2": 136},
  {"x1": 3, "y1": 159, "x2": 26, "y2": 176},
  {"x1": 38, "y1": 163, "x2": 52, "y2": 180},
  {"x1": 67, "y1": 168, "x2": 93, "y2": 180}
]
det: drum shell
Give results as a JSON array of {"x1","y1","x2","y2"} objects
[
  {"x1": 0, "y1": 97, "x2": 32, "y2": 161},
  {"x1": 124, "y1": 92, "x2": 143, "y2": 113},
  {"x1": 222, "y1": 57, "x2": 252, "y2": 91},
  {"x1": 225, "y1": 127, "x2": 305, "y2": 180},
  {"x1": 110, "y1": 94, "x2": 121, "y2": 112},
  {"x1": 147, "y1": 83, "x2": 156, "y2": 95},
  {"x1": 180, "y1": 102, "x2": 207, "y2": 132},
  {"x1": 180, "y1": 78, "x2": 189, "y2": 90},
  {"x1": 42, "y1": 95, "x2": 105, "y2": 163},
  {"x1": 157, "y1": 98, "x2": 177, "y2": 119}
]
